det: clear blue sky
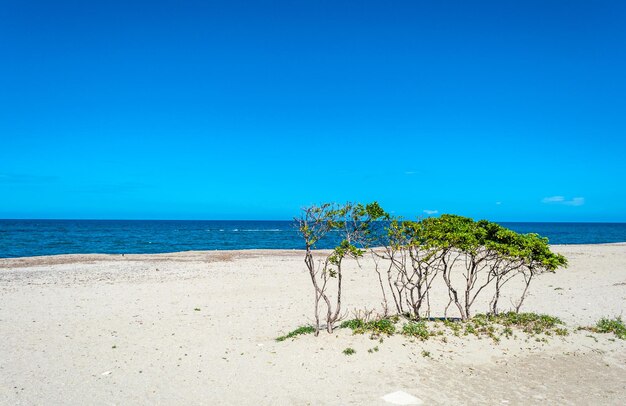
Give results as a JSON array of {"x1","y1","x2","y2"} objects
[{"x1": 1, "y1": 1, "x2": 625, "y2": 221}]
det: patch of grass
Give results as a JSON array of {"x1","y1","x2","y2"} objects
[
  {"x1": 276, "y1": 325, "x2": 316, "y2": 342},
  {"x1": 421, "y1": 350, "x2": 431, "y2": 358},
  {"x1": 444, "y1": 319, "x2": 462, "y2": 337},
  {"x1": 460, "y1": 317, "x2": 501, "y2": 342},
  {"x1": 555, "y1": 328, "x2": 569, "y2": 336},
  {"x1": 194, "y1": 308, "x2": 201, "y2": 311},
  {"x1": 474, "y1": 312, "x2": 564, "y2": 335},
  {"x1": 435, "y1": 313, "x2": 565, "y2": 342},
  {"x1": 340, "y1": 319, "x2": 364, "y2": 330},
  {"x1": 402, "y1": 321, "x2": 431, "y2": 340},
  {"x1": 278, "y1": 312, "x2": 568, "y2": 346},
  {"x1": 367, "y1": 346, "x2": 379, "y2": 353},
  {"x1": 343, "y1": 347, "x2": 356, "y2": 355},
  {"x1": 594, "y1": 317, "x2": 626, "y2": 340},
  {"x1": 340, "y1": 317, "x2": 396, "y2": 336},
  {"x1": 367, "y1": 318, "x2": 396, "y2": 335}
]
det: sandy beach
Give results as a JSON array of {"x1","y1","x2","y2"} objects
[{"x1": 1, "y1": 243, "x2": 625, "y2": 405}]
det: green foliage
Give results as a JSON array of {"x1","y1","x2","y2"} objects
[
  {"x1": 421, "y1": 350, "x2": 431, "y2": 358},
  {"x1": 368, "y1": 318, "x2": 396, "y2": 335},
  {"x1": 343, "y1": 347, "x2": 356, "y2": 355},
  {"x1": 435, "y1": 313, "x2": 565, "y2": 342},
  {"x1": 594, "y1": 317, "x2": 626, "y2": 340},
  {"x1": 472, "y1": 312, "x2": 565, "y2": 335},
  {"x1": 276, "y1": 326, "x2": 316, "y2": 342},
  {"x1": 329, "y1": 239, "x2": 365, "y2": 266},
  {"x1": 340, "y1": 318, "x2": 396, "y2": 336},
  {"x1": 464, "y1": 322, "x2": 477, "y2": 336},
  {"x1": 339, "y1": 318, "x2": 364, "y2": 330},
  {"x1": 417, "y1": 214, "x2": 568, "y2": 272},
  {"x1": 554, "y1": 328, "x2": 569, "y2": 336},
  {"x1": 365, "y1": 202, "x2": 388, "y2": 220},
  {"x1": 419, "y1": 214, "x2": 481, "y2": 252},
  {"x1": 280, "y1": 311, "x2": 568, "y2": 348},
  {"x1": 385, "y1": 213, "x2": 567, "y2": 319},
  {"x1": 402, "y1": 321, "x2": 431, "y2": 340},
  {"x1": 443, "y1": 319, "x2": 462, "y2": 336},
  {"x1": 461, "y1": 316, "x2": 499, "y2": 341},
  {"x1": 298, "y1": 201, "x2": 389, "y2": 253}
]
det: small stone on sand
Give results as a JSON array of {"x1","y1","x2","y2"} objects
[{"x1": 382, "y1": 390, "x2": 423, "y2": 405}]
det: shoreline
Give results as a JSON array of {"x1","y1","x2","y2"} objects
[{"x1": 2, "y1": 241, "x2": 626, "y2": 265}]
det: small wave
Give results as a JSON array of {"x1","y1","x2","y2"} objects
[
  {"x1": 208, "y1": 228, "x2": 282, "y2": 232},
  {"x1": 240, "y1": 229, "x2": 282, "y2": 232}
]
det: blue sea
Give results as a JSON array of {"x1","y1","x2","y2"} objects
[{"x1": 0, "y1": 220, "x2": 625, "y2": 258}]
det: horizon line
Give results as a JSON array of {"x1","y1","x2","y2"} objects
[{"x1": 1, "y1": 218, "x2": 625, "y2": 224}]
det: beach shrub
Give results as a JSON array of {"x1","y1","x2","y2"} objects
[
  {"x1": 420, "y1": 216, "x2": 566, "y2": 319},
  {"x1": 371, "y1": 218, "x2": 446, "y2": 320},
  {"x1": 501, "y1": 232, "x2": 568, "y2": 313},
  {"x1": 297, "y1": 202, "x2": 386, "y2": 335},
  {"x1": 373, "y1": 214, "x2": 567, "y2": 320},
  {"x1": 294, "y1": 201, "x2": 567, "y2": 337},
  {"x1": 419, "y1": 214, "x2": 493, "y2": 320}
]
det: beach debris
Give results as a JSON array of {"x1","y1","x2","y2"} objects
[
  {"x1": 101, "y1": 371, "x2": 112, "y2": 376},
  {"x1": 382, "y1": 391, "x2": 423, "y2": 405}
]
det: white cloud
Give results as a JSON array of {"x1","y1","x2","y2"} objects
[
  {"x1": 564, "y1": 197, "x2": 585, "y2": 206},
  {"x1": 423, "y1": 209, "x2": 438, "y2": 215},
  {"x1": 542, "y1": 196, "x2": 585, "y2": 206},
  {"x1": 542, "y1": 196, "x2": 565, "y2": 203}
]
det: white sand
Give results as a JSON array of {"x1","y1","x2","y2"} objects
[{"x1": 1, "y1": 244, "x2": 625, "y2": 405}]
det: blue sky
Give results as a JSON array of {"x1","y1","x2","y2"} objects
[{"x1": 1, "y1": 0, "x2": 625, "y2": 221}]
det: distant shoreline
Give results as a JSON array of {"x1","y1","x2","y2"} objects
[{"x1": 2, "y1": 242, "x2": 626, "y2": 264}]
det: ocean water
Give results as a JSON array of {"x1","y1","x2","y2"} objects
[{"x1": 0, "y1": 220, "x2": 624, "y2": 258}]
